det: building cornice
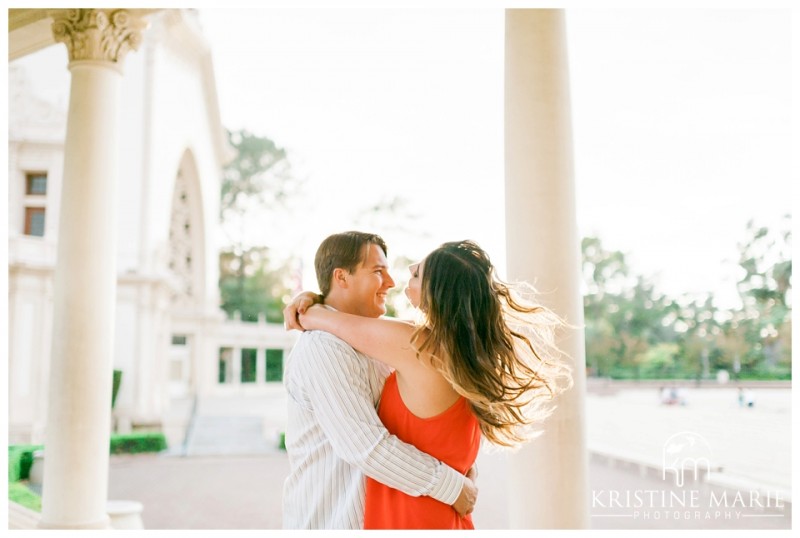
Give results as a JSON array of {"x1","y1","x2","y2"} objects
[{"x1": 8, "y1": 9, "x2": 55, "y2": 60}]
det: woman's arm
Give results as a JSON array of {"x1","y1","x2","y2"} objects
[
  {"x1": 299, "y1": 306, "x2": 422, "y2": 372},
  {"x1": 283, "y1": 291, "x2": 322, "y2": 331}
]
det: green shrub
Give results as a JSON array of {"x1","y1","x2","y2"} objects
[
  {"x1": 7, "y1": 434, "x2": 166, "y2": 515},
  {"x1": 8, "y1": 481, "x2": 41, "y2": 512},
  {"x1": 8, "y1": 448, "x2": 24, "y2": 483},
  {"x1": 112, "y1": 369, "x2": 123, "y2": 409},
  {"x1": 8, "y1": 445, "x2": 43, "y2": 482},
  {"x1": 109, "y1": 432, "x2": 168, "y2": 454},
  {"x1": 9, "y1": 433, "x2": 167, "y2": 473}
]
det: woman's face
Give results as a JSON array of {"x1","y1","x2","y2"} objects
[{"x1": 405, "y1": 260, "x2": 424, "y2": 308}]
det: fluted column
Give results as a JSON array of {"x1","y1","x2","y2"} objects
[
  {"x1": 504, "y1": 9, "x2": 589, "y2": 528},
  {"x1": 39, "y1": 9, "x2": 148, "y2": 529}
]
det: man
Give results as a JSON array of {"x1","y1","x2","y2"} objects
[{"x1": 282, "y1": 231, "x2": 477, "y2": 529}]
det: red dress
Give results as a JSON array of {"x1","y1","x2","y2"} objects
[{"x1": 364, "y1": 372, "x2": 481, "y2": 529}]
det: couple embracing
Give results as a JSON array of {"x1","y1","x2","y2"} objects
[{"x1": 282, "y1": 231, "x2": 571, "y2": 530}]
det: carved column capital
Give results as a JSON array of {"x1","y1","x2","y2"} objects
[{"x1": 49, "y1": 9, "x2": 149, "y2": 67}]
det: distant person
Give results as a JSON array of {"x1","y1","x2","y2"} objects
[
  {"x1": 281, "y1": 232, "x2": 477, "y2": 530},
  {"x1": 660, "y1": 386, "x2": 687, "y2": 406},
  {"x1": 285, "y1": 238, "x2": 572, "y2": 529},
  {"x1": 737, "y1": 387, "x2": 756, "y2": 408},
  {"x1": 661, "y1": 386, "x2": 679, "y2": 405}
]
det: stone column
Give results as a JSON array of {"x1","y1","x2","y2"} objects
[
  {"x1": 256, "y1": 348, "x2": 266, "y2": 385},
  {"x1": 504, "y1": 9, "x2": 589, "y2": 529},
  {"x1": 39, "y1": 9, "x2": 148, "y2": 529},
  {"x1": 232, "y1": 346, "x2": 242, "y2": 386}
]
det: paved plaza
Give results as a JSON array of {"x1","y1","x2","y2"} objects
[{"x1": 106, "y1": 384, "x2": 792, "y2": 530}]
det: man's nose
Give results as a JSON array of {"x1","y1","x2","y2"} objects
[{"x1": 384, "y1": 272, "x2": 395, "y2": 289}]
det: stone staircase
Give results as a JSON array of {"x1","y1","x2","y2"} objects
[
  {"x1": 180, "y1": 394, "x2": 286, "y2": 457},
  {"x1": 184, "y1": 415, "x2": 277, "y2": 456}
]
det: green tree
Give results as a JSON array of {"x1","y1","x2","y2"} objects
[
  {"x1": 730, "y1": 216, "x2": 792, "y2": 378},
  {"x1": 672, "y1": 294, "x2": 721, "y2": 380},
  {"x1": 615, "y1": 276, "x2": 677, "y2": 378},
  {"x1": 581, "y1": 236, "x2": 630, "y2": 298},
  {"x1": 221, "y1": 129, "x2": 295, "y2": 226},
  {"x1": 638, "y1": 343, "x2": 680, "y2": 379},
  {"x1": 582, "y1": 237, "x2": 630, "y2": 376},
  {"x1": 581, "y1": 237, "x2": 677, "y2": 378},
  {"x1": 219, "y1": 129, "x2": 301, "y2": 321},
  {"x1": 581, "y1": 218, "x2": 791, "y2": 381},
  {"x1": 219, "y1": 246, "x2": 300, "y2": 323}
]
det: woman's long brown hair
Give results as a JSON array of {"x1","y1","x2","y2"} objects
[{"x1": 411, "y1": 240, "x2": 573, "y2": 448}]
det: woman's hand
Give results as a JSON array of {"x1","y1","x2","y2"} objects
[
  {"x1": 283, "y1": 291, "x2": 322, "y2": 331},
  {"x1": 297, "y1": 304, "x2": 327, "y2": 332}
]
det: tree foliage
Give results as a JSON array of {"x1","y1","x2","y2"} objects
[
  {"x1": 221, "y1": 129, "x2": 295, "y2": 225},
  {"x1": 219, "y1": 246, "x2": 299, "y2": 323},
  {"x1": 582, "y1": 217, "x2": 791, "y2": 380},
  {"x1": 219, "y1": 129, "x2": 301, "y2": 322},
  {"x1": 581, "y1": 237, "x2": 677, "y2": 378},
  {"x1": 728, "y1": 216, "x2": 792, "y2": 376}
]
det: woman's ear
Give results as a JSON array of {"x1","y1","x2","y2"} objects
[{"x1": 332, "y1": 267, "x2": 349, "y2": 289}]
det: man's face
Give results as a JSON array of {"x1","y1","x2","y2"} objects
[{"x1": 344, "y1": 243, "x2": 395, "y2": 318}]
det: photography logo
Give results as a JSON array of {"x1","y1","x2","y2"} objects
[
  {"x1": 591, "y1": 430, "x2": 787, "y2": 524},
  {"x1": 662, "y1": 431, "x2": 713, "y2": 487}
]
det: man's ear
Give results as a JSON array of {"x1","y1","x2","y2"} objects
[{"x1": 332, "y1": 267, "x2": 349, "y2": 289}]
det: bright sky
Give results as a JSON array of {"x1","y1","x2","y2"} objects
[
  {"x1": 8, "y1": 7, "x2": 792, "y2": 310},
  {"x1": 198, "y1": 8, "x2": 508, "y2": 292},
  {"x1": 197, "y1": 7, "x2": 792, "y2": 308}
]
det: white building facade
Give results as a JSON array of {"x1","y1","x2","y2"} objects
[{"x1": 8, "y1": 9, "x2": 296, "y2": 446}]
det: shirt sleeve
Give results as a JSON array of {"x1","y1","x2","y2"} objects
[{"x1": 297, "y1": 331, "x2": 464, "y2": 505}]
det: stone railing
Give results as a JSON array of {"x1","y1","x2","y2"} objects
[
  {"x1": 8, "y1": 501, "x2": 41, "y2": 529},
  {"x1": 7, "y1": 499, "x2": 145, "y2": 530}
]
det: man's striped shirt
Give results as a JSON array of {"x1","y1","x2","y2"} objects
[{"x1": 282, "y1": 330, "x2": 464, "y2": 529}]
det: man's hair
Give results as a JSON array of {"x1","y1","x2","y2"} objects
[{"x1": 314, "y1": 231, "x2": 388, "y2": 297}]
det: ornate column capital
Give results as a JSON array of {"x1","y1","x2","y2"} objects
[{"x1": 48, "y1": 9, "x2": 150, "y2": 68}]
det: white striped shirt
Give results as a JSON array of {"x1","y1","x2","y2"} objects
[{"x1": 282, "y1": 330, "x2": 464, "y2": 529}]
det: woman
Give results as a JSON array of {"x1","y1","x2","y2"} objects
[{"x1": 286, "y1": 240, "x2": 572, "y2": 529}]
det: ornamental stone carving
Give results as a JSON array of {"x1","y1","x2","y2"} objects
[
  {"x1": 169, "y1": 166, "x2": 197, "y2": 306},
  {"x1": 49, "y1": 9, "x2": 148, "y2": 65}
]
